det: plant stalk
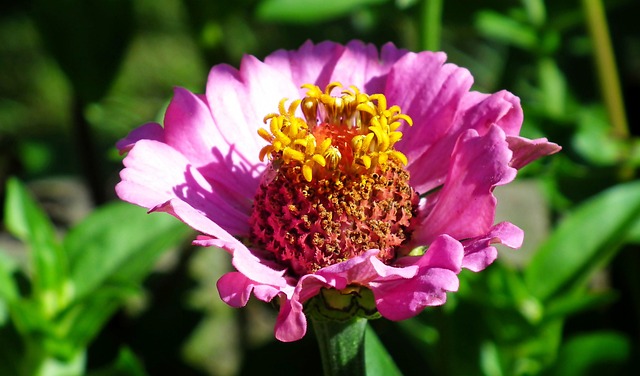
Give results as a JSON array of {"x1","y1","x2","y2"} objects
[{"x1": 312, "y1": 317, "x2": 368, "y2": 376}]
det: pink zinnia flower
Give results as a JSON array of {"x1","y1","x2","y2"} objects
[{"x1": 116, "y1": 40, "x2": 560, "y2": 342}]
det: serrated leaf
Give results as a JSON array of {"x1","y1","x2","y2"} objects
[
  {"x1": 4, "y1": 178, "x2": 68, "y2": 314},
  {"x1": 256, "y1": 0, "x2": 387, "y2": 23},
  {"x1": 525, "y1": 181, "x2": 640, "y2": 301},
  {"x1": 365, "y1": 325, "x2": 402, "y2": 376},
  {"x1": 64, "y1": 202, "x2": 192, "y2": 299}
]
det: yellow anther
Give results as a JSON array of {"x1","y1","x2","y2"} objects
[
  {"x1": 302, "y1": 164, "x2": 313, "y2": 182},
  {"x1": 360, "y1": 155, "x2": 372, "y2": 169},
  {"x1": 318, "y1": 138, "x2": 332, "y2": 153},
  {"x1": 258, "y1": 128, "x2": 274, "y2": 142},
  {"x1": 388, "y1": 131, "x2": 403, "y2": 145},
  {"x1": 377, "y1": 152, "x2": 388, "y2": 165},
  {"x1": 395, "y1": 113, "x2": 413, "y2": 127},
  {"x1": 389, "y1": 150, "x2": 408, "y2": 166},
  {"x1": 283, "y1": 148, "x2": 305, "y2": 163},
  {"x1": 325, "y1": 82, "x2": 342, "y2": 95},
  {"x1": 259, "y1": 146, "x2": 272, "y2": 161},
  {"x1": 257, "y1": 82, "x2": 413, "y2": 181},
  {"x1": 312, "y1": 154, "x2": 326, "y2": 167}
]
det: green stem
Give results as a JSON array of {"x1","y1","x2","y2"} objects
[
  {"x1": 421, "y1": 0, "x2": 443, "y2": 51},
  {"x1": 581, "y1": 0, "x2": 629, "y2": 139},
  {"x1": 312, "y1": 318, "x2": 368, "y2": 376}
]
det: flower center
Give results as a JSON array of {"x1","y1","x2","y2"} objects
[{"x1": 250, "y1": 83, "x2": 418, "y2": 276}]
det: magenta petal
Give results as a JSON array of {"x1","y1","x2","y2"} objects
[
  {"x1": 386, "y1": 51, "x2": 471, "y2": 165},
  {"x1": 116, "y1": 122, "x2": 165, "y2": 154},
  {"x1": 274, "y1": 294, "x2": 308, "y2": 342},
  {"x1": 217, "y1": 272, "x2": 254, "y2": 307},
  {"x1": 404, "y1": 90, "x2": 523, "y2": 193},
  {"x1": 415, "y1": 126, "x2": 517, "y2": 244},
  {"x1": 371, "y1": 235, "x2": 463, "y2": 320},
  {"x1": 507, "y1": 136, "x2": 562, "y2": 169},
  {"x1": 217, "y1": 272, "x2": 282, "y2": 307},
  {"x1": 462, "y1": 222, "x2": 524, "y2": 272}
]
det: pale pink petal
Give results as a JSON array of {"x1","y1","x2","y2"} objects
[
  {"x1": 151, "y1": 198, "x2": 242, "y2": 246},
  {"x1": 116, "y1": 122, "x2": 165, "y2": 153},
  {"x1": 507, "y1": 136, "x2": 562, "y2": 169},
  {"x1": 330, "y1": 40, "x2": 407, "y2": 94},
  {"x1": 264, "y1": 40, "x2": 346, "y2": 93},
  {"x1": 461, "y1": 222, "x2": 524, "y2": 272},
  {"x1": 414, "y1": 126, "x2": 517, "y2": 244},
  {"x1": 206, "y1": 56, "x2": 300, "y2": 161},
  {"x1": 164, "y1": 87, "x2": 219, "y2": 168}
]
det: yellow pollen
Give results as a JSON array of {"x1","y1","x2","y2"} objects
[{"x1": 257, "y1": 82, "x2": 412, "y2": 181}]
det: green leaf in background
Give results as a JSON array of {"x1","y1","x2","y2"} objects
[
  {"x1": 4, "y1": 177, "x2": 69, "y2": 316},
  {"x1": 31, "y1": 0, "x2": 134, "y2": 102},
  {"x1": 475, "y1": 10, "x2": 538, "y2": 50},
  {"x1": 573, "y1": 105, "x2": 627, "y2": 166},
  {"x1": 88, "y1": 347, "x2": 148, "y2": 376},
  {"x1": 256, "y1": 0, "x2": 387, "y2": 23},
  {"x1": 64, "y1": 202, "x2": 193, "y2": 300},
  {"x1": 365, "y1": 325, "x2": 402, "y2": 376},
  {"x1": 552, "y1": 331, "x2": 630, "y2": 376},
  {"x1": 525, "y1": 180, "x2": 640, "y2": 301},
  {"x1": 50, "y1": 286, "x2": 134, "y2": 359},
  {"x1": 0, "y1": 250, "x2": 19, "y2": 308},
  {"x1": 538, "y1": 57, "x2": 567, "y2": 118}
]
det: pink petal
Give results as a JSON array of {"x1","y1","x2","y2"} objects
[
  {"x1": 116, "y1": 122, "x2": 165, "y2": 153},
  {"x1": 330, "y1": 40, "x2": 407, "y2": 94},
  {"x1": 414, "y1": 125, "x2": 518, "y2": 244},
  {"x1": 507, "y1": 136, "x2": 562, "y2": 169},
  {"x1": 401, "y1": 88, "x2": 523, "y2": 193},
  {"x1": 461, "y1": 222, "x2": 524, "y2": 272},
  {"x1": 385, "y1": 51, "x2": 472, "y2": 172},
  {"x1": 117, "y1": 140, "x2": 251, "y2": 235},
  {"x1": 371, "y1": 235, "x2": 463, "y2": 320},
  {"x1": 264, "y1": 40, "x2": 346, "y2": 92},
  {"x1": 206, "y1": 56, "x2": 299, "y2": 159},
  {"x1": 274, "y1": 294, "x2": 308, "y2": 342}
]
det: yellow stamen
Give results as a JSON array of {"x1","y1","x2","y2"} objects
[{"x1": 256, "y1": 82, "x2": 413, "y2": 181}]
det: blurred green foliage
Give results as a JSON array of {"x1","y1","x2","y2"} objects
[{"x1": 1, "y1": 0, "x2": 640, "y2": 375}]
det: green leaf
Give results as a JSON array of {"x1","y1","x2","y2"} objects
[
  {"x1": 573, "y1": 106, "x2": 625, "y2": 166},
  {"x1": 0, "y1": 251, "x2": 19, "y2": 325},
  {"x1": 475, "y1": 10, "x2": 538, "y2": 50},
  {"x1": 538, "y1": 58, "x2": 567, "y2": 118},
  {"x1": 4, "y1": 178, "x2": 68, "y2": 315},
  {"x1": 88, "y1": 347, "x2": 148, "y2": 376},
  {"x1": 51, "y1": 286, "x2": 134, "y2": 358},
  {"x1": 525, "y1": 180, "x2": 640, "y2": 301},
  {"x1": 256, "y1": 0, "x2": 387, "y2": 23},
  {"x1": 553, "y1": 332, "x2": 630, "y2": 376},
  {"x1": 365, "y1": 325, "x2": 402, "y2": 376},
  {"x1": 64, "y1": 202, "x2": 192, "y2": 299}
]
